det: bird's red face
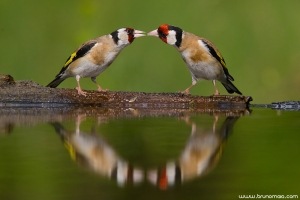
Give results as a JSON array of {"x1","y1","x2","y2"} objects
[
  {"x1": 148, "y1": 24, "x2": 183, "y2": 47},
  {"x1": 156, "y1": 24, "x2": 169, "y2": 43},
  {"x1": 125, "y1": 28, "x2": 135, "y2": 43},
  {"x1": 125, "y1": 28, "x2": 145, "y2": 43},
  {"x1": 111, "y1": 28, "x2": 145, "y2": 46},
  {"x1": 147, "y1": 24, "x2": 169, "y2": 43}
]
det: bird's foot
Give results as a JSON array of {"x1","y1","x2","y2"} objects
[
  {"x1": 76, "y1": 87, "x2": 87, "y2": 96},
  {"x1": 178, "y1": 90, "x2": 190, "y2": 95},
  {"x1": 97, "y1": 88, "x2": 109, "y2": 92},
  {"x1": 96, "y1": 85, "x2": 109, "y2": 92},
  {"x1": 213, "y1": 91, "x2": 220, "y2": 96},
  {"x1": 182, "y1": 116, "x2": 191, "y2": 124}
]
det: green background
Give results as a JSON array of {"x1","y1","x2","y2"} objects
[{"x1": 1, "y1": 0, "x2": 300, "y2": 103}]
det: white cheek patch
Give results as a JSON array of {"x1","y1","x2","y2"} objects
[
  {"x1": 118, "y1": 31, "x2": 130, "y2": 46},
  {"x1": 166, "y1": 30, "x2": 177, "y2": 45}
]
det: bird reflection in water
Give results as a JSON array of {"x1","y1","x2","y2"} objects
[
  {"x1": 147, "y1": 115, "x2": 239, "y2": 190},
  {"x1": 51, "y1": 114, "x2": 239, "y2": 189},
  {"x1": 50, "y1": 115, "x2": 143, "y2": 186}
]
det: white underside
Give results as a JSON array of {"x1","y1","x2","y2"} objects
[
  {"x1": 188, "y1": 61, "x2": 221, "y2": 80},
  {"x1": 180, "y1": 44, "x2": 226, "y2": 83},
  {"x1": 63, "y1": 51, "x2": 119, "y2": 79},
  {"x1": 72, "y1": 59, "x2": 108, "y2": 78}
]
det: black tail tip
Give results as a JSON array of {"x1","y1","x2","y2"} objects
[
  {"x1": 46, "y1": 82, "x2": 57, "y2": 88},
  {"x1": 46, "y1": 77, "x2": 64, "y2": 88},
  {"x1": 222, "y1": 82, "x2": 243, "y2": 95},
  {"x1": 232, "y1": 89, "x2": 242, "y2": 95}
]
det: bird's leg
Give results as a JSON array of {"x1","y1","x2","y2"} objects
[
  {"x1": 182, "y1": 85, "x2": 193, "y2": 94},
  {"x1": 75, "y1": 75, "x2": 87, "y2": 96},
  {"x1": 212, "y1": 80, "x2": 220, "y2": 95},
  {"x1": 75, "y1": 114, "x2": 86, "y2": 135},
  {"x1": 91, "y1": 77, "x2": 108, "y2": 92},
  {"x1": 181, "y1": 79, "x2": 197, "y2": 94},
  {"x1": 213, "y1": 115, "x2": 219, "y2": 133}
]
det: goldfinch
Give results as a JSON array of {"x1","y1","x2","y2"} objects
[
  {"x1": 148, "y1": 24, "x2": 242, "y2": 95},
  {"x1": 51, "y1": 115, "x2": 144, "y2": 186},
  {"x1": 47, "y1": 28, "x2": 145, "y2": 96},
  {"x1": 147, "y1": 116, "x2": 239, "y2": 189}
]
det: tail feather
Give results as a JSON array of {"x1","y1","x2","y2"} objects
[
  {"x1": 50, "y1": 122, "x2": 67, "y2": 138},
  {"x1": 222, "y1": 80, "x2": 242, "y2": 95},
  {"x1": 220, "y1": 116, "x2": 240, "y2": 139},
  {"x1": 46, "y1": 76, "x2": 65, "y2": 88}
]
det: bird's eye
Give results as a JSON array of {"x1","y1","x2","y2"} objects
[
  {"x1": 125, "y1": 28, "x2": 133, "y2": 35},
  {"x1": 158, "y1": 31, "x2": 167, "y2": 38}
]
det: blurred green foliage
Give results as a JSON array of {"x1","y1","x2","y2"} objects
[{"x1": 1, "y1": 0, "x2": 300, "y2": 103}]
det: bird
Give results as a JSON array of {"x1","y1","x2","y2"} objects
[
  {"x1": 50, "y1": 115, "x2": 144, "y2": 186},
  {"x1": 147, "y1": 115, "x2": 240, "y2": 190},
  {"x1": 47, "y1": 28, "x2": 145, "y2": 96},
  {"x1": 148, "y1": 24, "x2": 242, "y2": 95}
]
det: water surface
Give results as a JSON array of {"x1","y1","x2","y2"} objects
[{"x1": 0, "y1": 107, "x2": 299, "y2": 200}]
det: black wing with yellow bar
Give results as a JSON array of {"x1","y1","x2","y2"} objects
[
  {"x1": 201, "y1": 39, "x2": 234, "y2": 81},
  {"x1": 57, "y1": 41, "x2": 97, "y2": 75}
]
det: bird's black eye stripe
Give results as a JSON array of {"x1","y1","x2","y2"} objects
[
  {"x1": 158, "y1": 30, "x2": 167, "y2": 38},
  {"x1": 126, "y1": 29, "x2": 134, "y2": 35},
  {"x1": 161, "y1": 31, "x2": 167, "y2": 37}
]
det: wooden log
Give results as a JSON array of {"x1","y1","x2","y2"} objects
[{"x1": 0, "y1": 74, "x2": 252, "y2": 109}]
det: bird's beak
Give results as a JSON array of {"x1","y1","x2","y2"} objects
[
  {"x1": 147, "y1": 29, "x2": 158, "y2": 37},
  {"x1": 134, "y1": 30, "x2": 146, "y2": 38}
]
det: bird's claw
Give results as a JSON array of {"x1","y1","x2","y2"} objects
[
  {"x1": 213, "y1": 91, "x2": 220, "y2": 96},
  {"x1": 178, "y1": 90, "x2": 190, "y2": 95},
  {"x1": 96, "y1": 85, "x2": 109, "y2": 92},
  {"x1": 76, "y1": 87, "x2": 87, "y2": 96},
  {"x1": 97, "y1": 88, "x2": 109, "y2": 92}
]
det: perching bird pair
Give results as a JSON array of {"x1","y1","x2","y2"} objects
[{"x1": 47, "y1": 24, "x2": 242, "y2": 96}]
